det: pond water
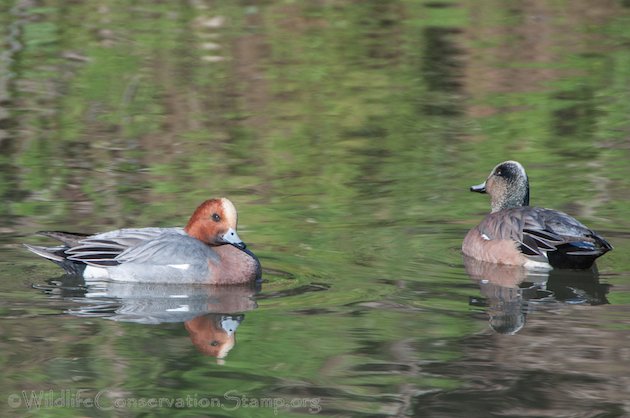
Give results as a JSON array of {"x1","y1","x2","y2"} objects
[{"x1": 2, "y1": 1, "x2": 630, "y2": 417}]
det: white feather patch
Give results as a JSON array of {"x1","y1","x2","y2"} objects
[
  {"x1": 523, "y1": 259, "x2": 552, "y2": 271},
  {"x1": 167, "y1": 264, "x2": 190, "y2": 270},
  {"x1": 166, "y1": 305, "x2": 190, "y2": 312},
  {"x1": 83, "y1": 265, "x2": 110, "y2": 279}
]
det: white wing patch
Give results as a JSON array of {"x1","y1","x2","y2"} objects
[
  {"x1": 166, "y1": 305, "x2": 190, "y2": 312},
  {"x1": 481, "y1": 233, "x2": 491, "y2": 241},
  {"x1": 167, "y1": 264, "x2": 190, "y2": 270}
]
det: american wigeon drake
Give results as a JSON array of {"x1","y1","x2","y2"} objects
[
  {"x1": 462, "y1": 161, "x2": 612, "y2": 270},
  {"x1": 25, "y1": 198, "x2": 261, "y2": 284}
]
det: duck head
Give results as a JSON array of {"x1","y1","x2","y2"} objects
[
  {"x1": 185, "y1": 198, "x2": 245, "y2": 248},
  {"x1": 185, "y1": 314, "x2": 244, "y2": 358},
  {"x1": 471, "y1": 161, "x2": 530, "y2": 213}
]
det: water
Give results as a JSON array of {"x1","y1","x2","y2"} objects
[{"x1": 2, "y1": 1, "x2": 630, "y2": 417}]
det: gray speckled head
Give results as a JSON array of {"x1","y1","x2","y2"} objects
[{"x1": 473, "y1": 161, "x2": 530, "y2": 213}]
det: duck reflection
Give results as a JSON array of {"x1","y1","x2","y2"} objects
[
  {"x1": 464, "y1": 256, "x2": 610, "y2": 334},
  {"x1": 36, "y1": 277, "x2": 259, "y2": 359},
  {"x1": 185, "y1": 314, "x2": 244, "y2": 358}
]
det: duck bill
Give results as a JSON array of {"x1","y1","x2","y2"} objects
[
  {"x1": 220, "y1": 228, "x2": 246, "y2": 249},
  {"x1": 470, "y1": 182, "x2": 487, "y2": 193},
  {"x1": 220, "y1": 315, "x2": 244, "y2": 337}
]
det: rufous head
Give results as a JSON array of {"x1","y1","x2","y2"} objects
[
  {"x1": 185, "y1": 314, "x2": 243, "y2": 358},
  {"x1": 184, "y1": 198, "x2": 245, "y2": 248}
]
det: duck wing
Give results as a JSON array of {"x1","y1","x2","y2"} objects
[
  {"x1": 478, "y1": 207, "x2": 612, "y2": 265},
  {"x1": 532, "y1": 208, "x2": 613, "y2": 261},
  {"x1": 114, "y1": 232, "x2": 218, "y2": 265},
  {"x1": 65, "y1": 227, "x2": 187, "y2": 267}
]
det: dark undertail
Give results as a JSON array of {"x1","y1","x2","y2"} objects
[
  {"x1": 548, "y1": 234, "x2": 613, "y2": 269},
  {"x1": 25, "y1": 243, "x2": 87, "y2": 276},
  {"x1": 53, "y1": 259, "x2": 88, "y2": 276},
  {"x1": 44, "y1": 251, "x2": 88, "y2": 276}
]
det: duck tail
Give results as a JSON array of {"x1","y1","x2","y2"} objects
[
  {"x1": 36, "y1": 231, "x2": 90, "y2": 247},
  {"x1": 23, "y1": 243, "x2": 65, "y2": 262},
  {"x1": 596, "y1": 234, "x2": 613, "y2": 254},
  {"x1": 23, "y1": 243, "x2": 87, "y2": 276}
]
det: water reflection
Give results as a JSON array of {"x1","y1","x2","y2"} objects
[
  {"x1": 465, "y1": 257, "x2": 610, "y2": 334},
  {"x1": 185, "y1": 314, "x2": 244, "y2": 359},
  {"x1": 35, "y1": 278, "x2": 259, "y2": 359}
]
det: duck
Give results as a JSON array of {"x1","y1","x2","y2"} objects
[
  {"x1": 462, "y1": 161, "x2": 612, "y2": 270},
  {"x1": 24, "y1": 198, "x2": 262, "y2": 284}
]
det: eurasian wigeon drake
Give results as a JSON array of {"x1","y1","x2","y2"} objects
[
  {"x1": 185, "y1": 314, "x2": 244, "y2": 358},
  {"x1": 462, "y1": 161, "x2": 612, "y2": 270},
  {"x1": 24, "y1": 198, "x2": 261, "y2": 284}
]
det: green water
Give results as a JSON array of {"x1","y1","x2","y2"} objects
[{"x1": 2, "y1": 1, "x2": 630, "y2": 416}]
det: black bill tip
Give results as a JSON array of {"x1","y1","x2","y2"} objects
[{"x1": 470, "y1": 182, "x2": 487, "y2": 193}]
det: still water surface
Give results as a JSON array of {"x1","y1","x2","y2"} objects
[{"x1": 2, "y1": 1, "x2": 630, "y2": 417}]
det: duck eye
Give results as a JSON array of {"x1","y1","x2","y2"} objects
[
  {"x1": 209, "y1": 341, "x2": 219, "y2": 347},
  {"x1": 495, "y1": 169, "x2": 502, "y2": 176},
  {"x1": 212, "y1": 213, "x2": 221, "y2": 222}
]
